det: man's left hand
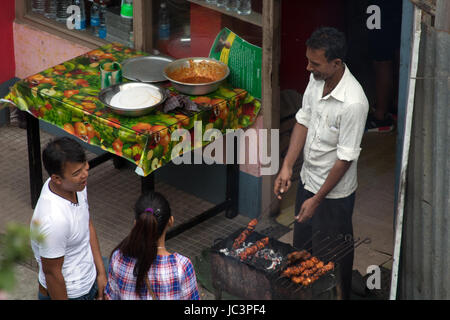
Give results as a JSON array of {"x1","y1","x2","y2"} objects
[
  {"x1": 96, "y1": 273, "x2": 107, "y2": 300},
  {"x1": 295, "y1": 196, "x2": 321, "y2": 223}
]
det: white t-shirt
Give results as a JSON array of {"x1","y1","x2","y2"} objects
[
  {"x1": 30, "y1": 178, "x2": 96, "y2": 298},
  {"x1": 296, "y1": 66, "x2": 369, "y2": 198}
]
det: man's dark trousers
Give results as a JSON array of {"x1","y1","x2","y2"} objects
[{"x1": 293, "y1": 182, "x2": 355, "y2": 300}]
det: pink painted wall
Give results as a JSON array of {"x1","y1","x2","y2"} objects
[
  {"x1": 0, "y1": 0, "x2": 15, "y2": 83},
  {"x1": 13, "y1": 22, "x2": 90, "y2": 79},
  {"x1": 239, "y1": 115, "x2": 264, "y2": 177}
]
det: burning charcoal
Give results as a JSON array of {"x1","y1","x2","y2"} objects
[{"x1": 267, "y1": 261, "x2": 278, "y2": 270}]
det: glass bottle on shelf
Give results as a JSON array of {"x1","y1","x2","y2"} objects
[
  {"x1": 237, "y1": 0, "x2": 252, "y2": 15},
  {"x1": 216, "y1": 0, "x2": 226, "y2": 7},
  {"x1": 90, "y1": 0, "x2": 100, "y2": 36},
  {"x1": 157, "y1": 1, "x2": 170, "y2": 52},
  {"x1": 44, "y1": 0, "x2": 57, "y2": 20},
  {"x1": 73, "y1": 0, "x2": 87, "y2": 30},
  {"x1": 56, "y1": 0, "x2": 72, "y2": 23},
  {"x1": 31, "y1": 0, "x2": 45, "y2": 15},
  {"x1": 225, "y1": 0, "x2": 238, "y2": 12},
  {"x1": 128, "y1": 31, "x2": 134, "y2": 48}
]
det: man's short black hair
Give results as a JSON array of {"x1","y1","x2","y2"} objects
[
  {"x1": 306, "y1": 27, "x2": 347, "y2": 62},
  {"x1": 42, "y1": 136, "x2": 86, "y2": 177}
]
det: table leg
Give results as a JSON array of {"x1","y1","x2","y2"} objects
[
  {"x1": 113, "y1": 155, "x2": 127, "y2": 169},
  {"x1": 26, "y1": 112, "x2": 43, "y2": 209},
  {"x1": 225, "y1": 162, "x2": 239, "y2": 218},
  {"x1": 141, "y1": 173, "x2": 155, "y2": 195},
  {"x1": 225, "y1": 143, "x2": 239, "y2": 218}
]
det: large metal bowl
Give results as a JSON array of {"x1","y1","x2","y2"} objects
[
  {"x1": 98, "y1": 82, "x2": 167, "y2": 117},
  {"x1": 163, "y1": 57, "x2": 230, "y2": 95}
]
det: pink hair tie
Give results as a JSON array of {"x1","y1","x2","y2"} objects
[{"x1": 144, "y1": 208, "x2": 154, "y2": 215}]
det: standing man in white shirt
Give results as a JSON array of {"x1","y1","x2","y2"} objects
[
  {"x1": 274, "y1": 27, "x2": 369, "y2": 299},
  {"x1": 31, "y1": 136, "x2": 107, "y2": 300}
]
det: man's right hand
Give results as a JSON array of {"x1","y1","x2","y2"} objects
[
  {"x1": 274, "y1": 166, "x2": 293, "y2": 200},
  {"x1": 274, "y1": 123, "x2": 308, "y2": 200}
]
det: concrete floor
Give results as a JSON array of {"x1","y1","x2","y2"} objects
[{"x1": 0, "y1": 122, "x2": 396, "y2": 300}]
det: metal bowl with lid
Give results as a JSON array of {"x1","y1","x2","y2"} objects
[
  {"x1": 98, "y1": 82, "x2": 167, "y2": 117},
  {"x1": 163, "y1": 57, "x2": 230, "y2": 95}
]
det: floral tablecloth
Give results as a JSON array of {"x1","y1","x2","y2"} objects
[{"x1": 3, "y1": 43, "x2": 261, "y2": 176}]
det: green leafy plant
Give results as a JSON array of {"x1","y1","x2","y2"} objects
[{"x1": 0, "y1": 223, "x2": 44, "y2": 293}]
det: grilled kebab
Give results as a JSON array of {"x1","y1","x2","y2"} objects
[
  {"x1": 233, "y1": 219, "x2": 258, "y2": 249},
  {"x1": 239, "y1": 237, "x2": 269, "y2": 260}
]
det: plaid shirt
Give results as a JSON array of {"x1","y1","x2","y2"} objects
[{"x1": 105, "y1": 250, "x2": 200, "y2": 300}]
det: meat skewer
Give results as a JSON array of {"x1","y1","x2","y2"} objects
[
  {"x1": 287, "y1": 250, "x2": 311, "y2": 264},
  {"x1": 233, "y1": 219, "x2": 258, "y2": 249},
  {"x1": 282, "y1": 257, "x2": 318, "y2": 277},
  {"x1": 290, "y1": 261, "x2": 335, "y2": 287},
  {"x1": 239, "y1": 237, "x2": 269, "y2": 260},
  {"x1": 282, "y1": 255, "x2": 334, "y2": 279}
]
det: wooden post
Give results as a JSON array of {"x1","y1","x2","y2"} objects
[
  {"x1": 260, "y1": 0, "x2": 281, "y2": 219},
  {"x1": 133, "y1": 0, "x2": 153, "y2": 52},
  {"x1": 436, "y1": 0, "x2": 450, "y2": 32}
]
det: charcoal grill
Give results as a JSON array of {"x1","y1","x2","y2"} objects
[{"x1": 210, "y1": 228, "x2": 368, "y2": 300}]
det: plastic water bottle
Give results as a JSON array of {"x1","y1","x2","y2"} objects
[
  {"x1": 31, "y1": 0, "x2": 45, "y2": 14},
  {"x1": 98, "y1": 0, "x2": 107, "y2": 39},
  {"x1": 157, "y1": 2, "x2": 170, "y2": 52},
  {"x1": 56, "y1": 0, "x2": 71, "y2": 23},
  {"x1": 73, "y1": 0, "x2": 86, "y2": 30},
  {"x1": 90, "y1": 0, "x2": 100, "y2": 36},
  {"x1": 44, "y1": 0, "x2": 57, "y2": 20},
  {"x1": 158, "y1": 2, "x2": 170, "y2": 41}
]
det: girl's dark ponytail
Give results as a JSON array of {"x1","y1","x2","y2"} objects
[{"x1": 110, "y1": 192, "x2": 171, "y2": 297}]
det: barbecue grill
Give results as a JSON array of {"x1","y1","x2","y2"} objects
[{"x1": 210, "y1": 227, "x2": 369, "y2": 300}]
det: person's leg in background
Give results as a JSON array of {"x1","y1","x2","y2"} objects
[{"x1": 366, "y1": 0, "x2": 402, "y2": 133}]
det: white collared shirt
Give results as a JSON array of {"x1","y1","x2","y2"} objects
[{"x1": 295, "y1": 65, "x2": 369, "y2": 198}]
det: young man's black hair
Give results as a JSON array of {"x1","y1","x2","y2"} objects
[{"x1": 42, "y1": 136, "x2": 86, "y2": 177}]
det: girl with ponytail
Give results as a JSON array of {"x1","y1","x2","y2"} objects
[{"x1": 104, "y1": 192, "x2": 200, "y2": 300}]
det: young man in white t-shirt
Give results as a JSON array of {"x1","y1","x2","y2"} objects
[{"x1": 31, "y1": 137, "x2": 106, "y2": 300}]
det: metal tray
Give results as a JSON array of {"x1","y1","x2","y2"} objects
[
  {"x1": 98, "y1": 82, "x2": 167, "y2": 117},
  {"x1": 122, "y1": 55, "x2": 174, "y2": 83}
]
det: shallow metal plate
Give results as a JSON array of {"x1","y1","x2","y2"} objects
[{"x1": 122, "y1": 56, "x2": 174, "y2": 83}]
